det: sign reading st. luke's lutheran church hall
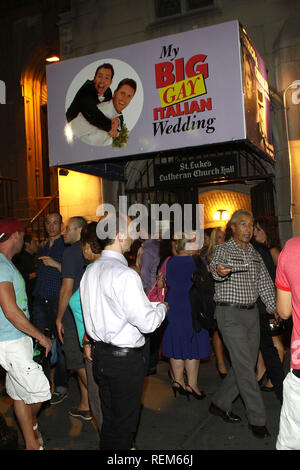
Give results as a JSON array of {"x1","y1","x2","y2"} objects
[{"x1": 154, "y1": 155, "x2": 237, "y2": 187}]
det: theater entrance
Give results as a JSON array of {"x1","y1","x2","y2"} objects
[{"x1": 125, "y1": 143, "x2": 275, "y2": 228}]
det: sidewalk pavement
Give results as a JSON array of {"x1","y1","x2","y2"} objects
[{"x1": 0, "y1": 355, "x2": 284, "y2": 451}]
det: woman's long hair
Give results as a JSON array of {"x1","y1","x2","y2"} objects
[
  {"x1": 206, "y1": 227, "x2": 225, "y2": 262},
  {"x1": 80, "y1": 221, "x2": 102, "y2": 254},
  {"x1": 254, "y1": 216, "x2": 281, "y2": 250}
]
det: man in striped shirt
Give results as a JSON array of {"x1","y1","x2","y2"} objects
[{"x1": 209, "y1": 210, "x2": 276, "y2": 439}]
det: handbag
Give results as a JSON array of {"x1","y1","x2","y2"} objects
[
  {"x1": 269, "y1": 315, "x2": 285, "y2": 337},
  {"x1": 147, "y1": 256, "x2": 171, "y2": 302},
  {"x1": 189, "y1": 255, "x2": 215, "y2": 334}
]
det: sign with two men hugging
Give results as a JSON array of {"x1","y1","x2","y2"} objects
[{"x1": 46, "y1": 20, "x2": 273, "y2": 168}]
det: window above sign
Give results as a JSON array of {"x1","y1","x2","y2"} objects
[{"x1": 155, "y1": 0, "x2": 217, "y2": 19}]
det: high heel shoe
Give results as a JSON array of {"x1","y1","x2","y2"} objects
[
  {"x1": 218, "y1": 370, "x2": 227, "y2": 380},
  {"x1": 171, "y1": 381, "x2": 189, "y2": 400},
  {"x1": 216, "y1": 360, "x2": 227, "y2": 379},
  {"x1": 168, "y1": 369, "x2": 187, "y2": 383},
  {"x1": 186, "y1": 384, "x2": 206, "y2": 401}
]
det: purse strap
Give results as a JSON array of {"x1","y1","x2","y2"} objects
[{"x1": 160, "y1": 256, "x2": 171, "y2": 276}]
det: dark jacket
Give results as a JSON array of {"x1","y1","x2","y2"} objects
[{"x1": 66, "y1": 80, "x2": 113, "y2": 132}]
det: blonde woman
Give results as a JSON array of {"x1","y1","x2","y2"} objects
[
  {"x1": 206, "y1": 227, "x2": 225, "y2": 263},
  {"x1": 161, "y1": 234, "x2": 210, "y2": 400}
]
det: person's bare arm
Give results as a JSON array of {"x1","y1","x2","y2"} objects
[
  {"x1": 56, "y1": 278, "x2": 74, "y2": 343},
  {"x1": 82, "y1": 332, "x2": 93, "y2": 362},
  {"x1": 276, "y1": 287, "x2": 292, "y2": 320},
  {"x1": 38, "y1": 256, "x2": 62, "y2": 272},
  {"x1": 0, "y1": 282, "x2": 52, "y2": 355},
  {"x1": 270, "y1": 247, "x2": 280, "y2": 267}
]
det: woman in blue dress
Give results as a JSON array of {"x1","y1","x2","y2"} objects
[{"x1": 161, "y1": 234, "x2": 210, "y2": 400}]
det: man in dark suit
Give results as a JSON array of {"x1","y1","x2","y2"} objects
[{"x1": 66, "y1": 63, "x2": 120, "y2": 138}]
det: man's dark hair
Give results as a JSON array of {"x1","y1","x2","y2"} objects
[
  {"x1": 96, "y1": 212, "x2": 130, "y2": 249},
  {"x1": 95, "y1": 63, "x2": 114, "y2": 79},
  {"x1": 46, "y1": 212, "x2": 63, "y2": 224},
  {"x1": 115, "y1": 78, "x2": 137, "y2": 94},
  {"x1": 24, "y1": 233, "x2": 33, "y2": 245},
  {"x1": 70, "y1": 216, "x2": 87, "y2": 229},
  {"x1": 225, "y1": 221, "x2": 233, "y2": 241},
  {"x1": 80, "y1": 222, "x2": 102, "y2": 254}
]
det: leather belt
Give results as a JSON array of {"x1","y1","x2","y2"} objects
[
  {"x1": 216, "y1": 302, "x2": 255, "y2": 310},
  {"x1": 292, "y1": 369, "x2": 300, "y2": 379},
  {"x1": 94, "y1": 341, "x2": 144, "y2": 357}
]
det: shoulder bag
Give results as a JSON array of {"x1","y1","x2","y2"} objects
[
  {"x1": 189, "y1": 255, "x2": 215, "y2": 334},
  {"x1": 147, "y1": 256, "x2": 171, "y2": 302}
]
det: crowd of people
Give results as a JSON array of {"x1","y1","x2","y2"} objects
[{"x1": 0, "y1": 209, "x2": 298, "y2": 450}]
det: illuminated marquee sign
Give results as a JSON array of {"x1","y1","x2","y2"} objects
[
  {"x1": 241, "y1": 28, "x2": 274, "y2": 159},
  {"x1": 46, "y1": 20, "x2": 273, "y2": 167}
]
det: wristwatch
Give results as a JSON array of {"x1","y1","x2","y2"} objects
[{"x1": 82, "y1": 340, "x2": 92, "y2": 346}]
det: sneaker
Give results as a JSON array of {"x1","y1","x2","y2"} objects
[
  {"x1": 50, "y1": 390, "x2": 68, "y2": 405},
  {"x1": 69, "y1": 407, "x2": 92, "y2": 421}
]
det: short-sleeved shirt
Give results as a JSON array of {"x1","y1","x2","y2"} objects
[
  {"x1": 0, "y1": 253, "x2": 29, "y2": 341},
  {"x1": 33, "y1": 236, "x2": 65, "y2": 300},
  {"x1": 12, "y1": 250, "x2": 37, "y2": 302},
  {"x1": 275, "y1": 237, "x2": 300, "y2": 370},
  {"x1": 69, "y1": 264, "x2": 92, "y2": 347},
  {"x1": 61, "y1": 241, "x2": 86, "y2": 329}
]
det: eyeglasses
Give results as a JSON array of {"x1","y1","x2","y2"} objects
[{"x1": 0, "y1": 232, "x2": 9, "y2": 242}]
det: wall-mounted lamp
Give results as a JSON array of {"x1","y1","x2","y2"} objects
[
  {"x1": 59, "y1": 169, "x2": 69, "y2": 176},
  {"x1": 46, "y1": 55, "x2": 60, "y2": 63},
  {"x1": 213, "y1": 209, "x2": 229, "y2": 221}
]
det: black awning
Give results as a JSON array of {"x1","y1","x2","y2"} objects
[{"x1": 59, "y1": 161, "x2": 127, "y2": 182}]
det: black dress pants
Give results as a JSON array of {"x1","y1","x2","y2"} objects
[{"x1": 92, "y1": 342, "x2": 145, "y2": 450}]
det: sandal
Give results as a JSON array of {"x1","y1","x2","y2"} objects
[{"x1": 33, "y1": 423, "x2": 43, "y2": 446}]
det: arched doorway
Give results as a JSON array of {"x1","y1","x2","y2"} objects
[
  {"x1": 198, "y1": 189, "x2": 252, "y2": 228},
  {"x1": 20, "y1": 47, "x2": 58, "y2": 216}
]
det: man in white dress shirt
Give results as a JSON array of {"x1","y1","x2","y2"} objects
[
  {"x1": 80, "y1": 213, "x2": 168, "y2": 450},
  {"x1": 70, "y1": 78, "x2": 136, "y2": 146}
]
